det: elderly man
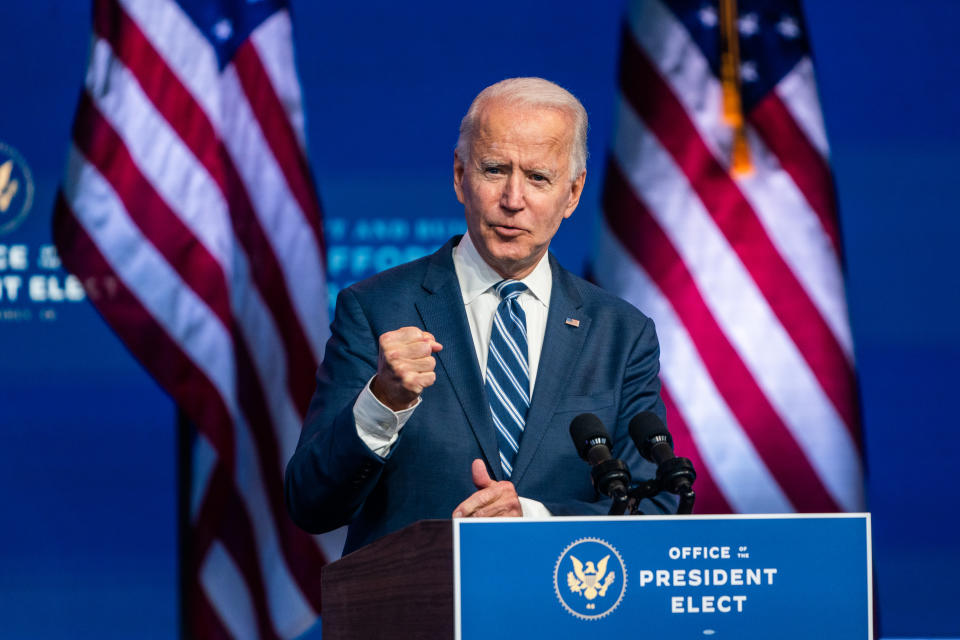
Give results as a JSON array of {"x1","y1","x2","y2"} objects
[{"x1": 285, "y1": 78, "x2": 673, "y2": 553}]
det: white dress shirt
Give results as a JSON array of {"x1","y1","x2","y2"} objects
[{"x1": 352, "y1": 233, "x2": 553, "y2": 516}]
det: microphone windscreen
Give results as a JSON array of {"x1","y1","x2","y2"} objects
[
  {"x1": 569, "y1": 413, "x2": 610, "y2": 461},
  {"x1": 628, "y1": 411, "x2": 672, "y2": 461}
]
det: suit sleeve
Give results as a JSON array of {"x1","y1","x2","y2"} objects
[
  {"x1": 284, "y1": 287, "x2": 395, "y2": 534},
  {"x1": 540, "y1": 314, "x2": 678, "y2": 516}
]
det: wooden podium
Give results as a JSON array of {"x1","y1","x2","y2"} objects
[{"x1": 321, "y1": 520, "x2": 453, "y2": 639}]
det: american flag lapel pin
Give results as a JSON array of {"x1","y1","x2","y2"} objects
[{"x1": 565, "y1": 317, "x2": 580, "y2": 328}]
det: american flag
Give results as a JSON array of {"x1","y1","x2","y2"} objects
[
  {"x1": 594, "y1": 0, "x2": 864, "y2": 514},
  {"x1": 52, "y1": 0, "x2": 329, "y2": 637}
]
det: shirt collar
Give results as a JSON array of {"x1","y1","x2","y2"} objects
[{"x1": 453, "y1": 232, "x2": 552, "y2": 307}]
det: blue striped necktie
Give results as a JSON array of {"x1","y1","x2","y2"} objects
[{"x1": 485, "y1": 279, "x2": 530, "y2": 479}]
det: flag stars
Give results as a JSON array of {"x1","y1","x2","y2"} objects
[
  {"x1": 698, "y1": 5, "x2": 718, "y2": 27},
  {"x1": 213, "y1": 18, "x2": 233, "y2": 41},
  {"x1": 738, "y1": 13, "x2": 759, "y2": 36},
  {"x1": 740, "y1": 61, "x2": 759, "y2": 83},
  {"x1": 777, "y1": 16, "x2": 801, "y2": 38}
]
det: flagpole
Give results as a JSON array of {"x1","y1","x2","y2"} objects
[{"x1": 176, "y1": 408, "x2": 193, "y2": 640}]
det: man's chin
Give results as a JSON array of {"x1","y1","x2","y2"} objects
[{"x1": 486, "y1": 251, "x2": 538, "y2": 279}]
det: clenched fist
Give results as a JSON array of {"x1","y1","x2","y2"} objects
[{"x1": 371, "y1": 327, "x2": 443, "y2": 411}]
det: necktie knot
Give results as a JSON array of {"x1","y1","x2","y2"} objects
[{"x1": 495, "y1": 279, "x2": 527, "y2": 301}]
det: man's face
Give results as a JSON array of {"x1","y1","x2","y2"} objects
[{"x1": 454, "y1": 100, "x2": 586, "y2": 279}]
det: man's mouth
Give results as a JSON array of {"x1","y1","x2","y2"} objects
[{"x1": 490, "y1": 224, "x2": 524, "y2": 238}]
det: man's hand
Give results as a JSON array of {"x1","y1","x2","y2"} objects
[
  {"x1": 371, "y1": 327, "x2": 443, "y2": 411},
  {"x1": 452, "y1": 459, "x2": 523, "y2": 518}
]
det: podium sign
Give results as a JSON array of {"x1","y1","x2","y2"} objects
[{"x1": 454, "y1": 514, "x2": 871, "y2": 639}]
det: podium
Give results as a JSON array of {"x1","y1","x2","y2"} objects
[
  {"x1": 322, "y1": 520, "x2": 454, "y2": 639},
  {"x1": 322, "y1": 515, "x2": 872, "y2": 639}
]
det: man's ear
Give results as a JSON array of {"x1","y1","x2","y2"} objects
[
  {"x1": 563, "y1": 169, "x2": 587, "y2": 219},
  {"x1": 453, "y1": 150, "x2": 466, "y2": 205}
]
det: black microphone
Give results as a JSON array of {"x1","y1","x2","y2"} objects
[
  {"x1": 569, "y1": 413, "x2": 631, "y2": 504},
  {"x1": 629, "y1": 411, "x2": 696, "y2": 499},
  {"x1": 629, "y1": 411, "x2": 676, "y2": 465}
]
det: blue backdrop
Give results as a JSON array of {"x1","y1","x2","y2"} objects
[{"x1": 0, "y1": 1, "x2": 957, "y2": 637}]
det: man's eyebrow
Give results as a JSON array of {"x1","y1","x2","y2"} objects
[{"x1": 524, "y1": 166, "x2": 557, "y2": 178}]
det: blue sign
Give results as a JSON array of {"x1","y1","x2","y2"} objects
[{"x1": 455, "y1": 514, "x2": 871, "y2": 639}]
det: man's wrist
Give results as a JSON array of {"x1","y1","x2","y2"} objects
[
  {"x1": 354, "y1": 377, "x2": 421, "y2": 458},
  {"x1": 370, "y1": 374, "x2": 419, "y2": 411}
]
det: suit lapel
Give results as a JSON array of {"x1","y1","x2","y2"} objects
[
  {"x1": 415, "y1": 239, "x2": 502, "y2": 480},
  {"x1": 511, "y1": 259, "x2": 589, "y2": 485}
]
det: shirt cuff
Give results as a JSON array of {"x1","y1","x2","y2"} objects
[
  {"x1": 518, "y1": 497, "x2": 552, "y2": 517},
  {"x1": 354, "y1": 376, "x2": 421, "y2": 458}
]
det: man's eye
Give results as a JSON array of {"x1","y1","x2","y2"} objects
[
  {"x1": 484, "y1": 166, "x2": 502, "y2": 175},
  {"x1": 530, "y1": 174, "x2": 547, "y2": 182}
]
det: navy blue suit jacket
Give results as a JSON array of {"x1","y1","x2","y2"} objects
[{"x1": 285, "y1": 236, "x2": 674, "y2": 553}]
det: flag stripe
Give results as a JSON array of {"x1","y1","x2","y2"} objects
[
  {"x1": 93, "y1": 0, "x2": 320, "y2": 417},
  {"x1": 53, "y1": 193, "x2": 236, "y2": 467},
  {"x1": 619, "y1": 27, "x2": 860, "y2": 443},
  {"x1": 93, "y1": 0, "x2": 222, "y2": 182},
  {"x1": 609, "y1": 97, "x2": 863, "y2": 512},
  {"x1": 88, "y1": 22, "x2": 310, "y2": 485},
  {"x1": 233, "y1": 338, "x2": 325, "y2": 611},
  {"x1": 249, "y1": 12, "x2": 307, "y2": 152},
  {"x1": 774, "y1": 57, "x2": 830, "y2": 159},
  {"x1": 732, "y1": 126, "x2": 854, "y2": 360},
  {"x1": 86, "y1": 29, "x2": 308, "y2": 477},
  {"x1": 200, "y1": 543, "x2": 261, "y2": 640},
  {"x1": 603, "y1": 160, "x2": 841, "y2": 511},
  {"x1": 72, "y1": 94, "x2": 233, "y2": 329},
  {"x1": 749, "y1": 89, "x2": 842, "y2": 254},
  {"x1": 59, "y1": 1, "x2": 330, "y2": 635},
  {"x1": 593, "y1": 223, "x2": 793, "y2": 512},
  {"x1": 233, "y1": 38, "x2": 325, "y2": 255},
  {"x1": 115, "y1": 0, "x2": 222, "y2": 125},
  {"x1": 661, "y1": 384, "x2": 732, "y2": 514},
  {"x1": 84, "y1": 36, "x2": 234, "y2": 273},
  {"x1": 597, "y1": 0, "x2": 863, "y2": 516},
  {"x1": 219, "y1": 64, "x2": 328, "y2": 364},
  {"x1": 232, "y1": 410, "x2": 317, "y2": 636},
  {"x1": 60, "y1": 145, "x2": 238, "y2": 425},
  {"x1": 624, "y1": 2, "x2": 853, "y2": 361},
  {"x1": 191, "y1": 580, "x2": 235, "y2": 640},
  {"x1": 198, "y1": 468, "x2": 278, "y2": 640},
  {"x1": 220, "y1": 154, "x2": 319, "y2": 418}
]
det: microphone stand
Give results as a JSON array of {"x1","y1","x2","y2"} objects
[{"x1": 608, "y1": 456, "x2": 697, "y2": 515}]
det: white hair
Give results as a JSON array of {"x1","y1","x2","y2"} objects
[{"x1": 456, "y1": 77, "x2": 588, "y2": 181}]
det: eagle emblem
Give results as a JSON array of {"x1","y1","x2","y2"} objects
[
  {"x1": 554, "y1": 537, "x2": 627, "y2": 620},
  {"x1": 567, "y1": 554, "x2": 616, "y2": 600},
  {"x1": 0, "y1": 142, "x2": 34, "y2": 236}
]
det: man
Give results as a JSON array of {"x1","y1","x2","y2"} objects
[{"x1": 285, "y1": 78, "x2": 674, "y2": 554}]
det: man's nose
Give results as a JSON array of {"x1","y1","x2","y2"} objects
[{"x1": 499, "y1": 173, "x2": 525, "y2": 212}]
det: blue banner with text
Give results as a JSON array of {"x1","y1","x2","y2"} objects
[{"x1": 455, "y1": 514, "x2": 871, "y2": 639}]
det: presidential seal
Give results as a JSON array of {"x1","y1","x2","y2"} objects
[
  {"x1": 0, "y1": 141, "x2": 35, "y2": 236},
  {"x1": 553, "y1": 537, "x2": 627, "y2": 620}
]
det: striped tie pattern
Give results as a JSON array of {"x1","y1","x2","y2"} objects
[{"x1": 486, "y1": 280, "x2": 530, "y2": 478}]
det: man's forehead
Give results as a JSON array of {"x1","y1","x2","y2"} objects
[{"x1": 471, "y1": 101, "x2": 573, "y2": 152}]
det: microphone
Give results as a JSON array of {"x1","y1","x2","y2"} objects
[
  {"x1": 629, "y1": 411, "x2": 675, "y2": 465},
  {"x1": 569, "y1": 414, "x2": 631, "y2": 503},
  {"x1": 628, "y1": 412, "x2": 696, "y2": 497}
]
